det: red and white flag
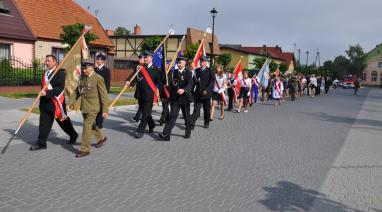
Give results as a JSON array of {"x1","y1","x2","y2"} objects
[
  {"x1": 233, "y1": 63, "x2": 242, "y2": 101},
  {"x1": 192, "y1": 42, "x2": 206, "y2": 68}
]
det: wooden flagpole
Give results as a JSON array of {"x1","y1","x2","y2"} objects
[
  {"x1": 165, "y1": 36, "x2": 186, "y2": 85},
  {"x1": 192, "y1": 32, "x2": 207, "y2": 65},
  {"x1": 14, "y1": 31, "x2": 87, "y2": 135},
  {"x1": 108, "y1": 32, "x2": 171, "y2": 109}
]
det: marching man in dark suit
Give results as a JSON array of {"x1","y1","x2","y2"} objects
[
  {"x1": 158, "y1": 63, "x2": 170, "y2": 126},
  {"x1": 94, "y1": 53, "x2": 111, "y2": 129},
  {"x1": 30, "y1": 55, "x2": 78, "y2": 151},
  {"x1": 159, "y1": 57, "x2": 193, "y2": 141},
  {"x1": 190, "y1": 56, "x2": 215, "y2": 129},
  {"x1": 126, "y1": 51, "x2": 160, "y2": 138}
]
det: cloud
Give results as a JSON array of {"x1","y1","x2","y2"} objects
[{"x1": 76, "y1": 0, "x2": 382, "y2": 62}]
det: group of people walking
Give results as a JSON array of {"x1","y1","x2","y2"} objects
[{"x1": 29, "y1": 51, "x2": 332, "y2": 158}]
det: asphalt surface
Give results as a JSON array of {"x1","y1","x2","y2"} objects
[{"x1": 0, "y1": 88, "x2": 379, "y2": 212}]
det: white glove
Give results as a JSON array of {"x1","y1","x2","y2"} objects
[{"x1": 247, "y1": 92, "x2": 251, "y2": 97}]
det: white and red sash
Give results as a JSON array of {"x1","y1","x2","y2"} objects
[
  {"x1": 140, "y1": 66, "x2": 159, "y2": 103},
  {"x1": 275, "y1": 81, "x2": 282, "y2": 97},
  {"x1": 41, "y1": 70, "x2": 66, "y2": 121},
  {"x1": 215, "y1": 78, "x2": 226, "y2": 105}
]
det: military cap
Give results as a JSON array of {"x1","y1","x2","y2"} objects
[
  {"x1": 81, "y1": 60, "x2": 94, "y2": 69},
  {"x1": 96, "y1": 53, "x2": 106, "y2": 61},
  {"x1": 200, "y1": 56, "x2": 209, "y2": 62},
  {"x1": 144, "y1": 50, "x2": 154, "y2": 57}
]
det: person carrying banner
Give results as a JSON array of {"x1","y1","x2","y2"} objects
[
  {"x1": 125, "y1": 53, "x2": 145, "y2": 123},
  {"x1": 159, "y1": 57, "x2": 193, "y2": 141},
  {"x1": 30, "y1": 55, "x2": 78, "y2": 151},
  {"x1": 130, "y1": 51, "x2": 160, "y2": 138},
  {"x1": 226, "y1": 71, "x2": 236, "y2": 111},
  {"x1": 68, "y1": 61, "x2": 109, "y2": 158},
  {"x1": 210, "y1": 65, "x2": 226, "y2": 120},
  {"x1": 236, "y1": 70, "x2": 252, "y2": 113},
  {"x1": 190, "y1": 56, "x2": 215, "y2": 129}
]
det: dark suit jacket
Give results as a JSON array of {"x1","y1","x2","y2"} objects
[
  {"x1": 158, "y1": 68, "x2": 169, "y2": 99},
  {"x1": 193, "y1": 67, "x2": 215, "y2": 100},
  {"x1": 135, "y1": 64, "x2": 160, "y2": 102},
  {"x1": 39, "y1": 69, "x2": 66, "y2": 113},
  {"x1": 168, "y1": 68, "x2": 193, "y2": 104},
  {"x1": 95, "y1": 65, "x2": 111, "y2": 93}
]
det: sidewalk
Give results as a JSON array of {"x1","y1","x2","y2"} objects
[{"x1": 312, "y1": 89, "x2": 382, "y2": 211}]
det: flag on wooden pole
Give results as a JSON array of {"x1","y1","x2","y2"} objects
[{"x1": 192, "y1": 33, "x2": 207, "y2": 68}]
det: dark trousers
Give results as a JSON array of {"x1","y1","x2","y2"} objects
[
  {"x1": 134, "y1": 106, "x2": 142, "y2": 121},
  {"x1": 191, "y1": 98, "x2": 211, "y2": 126},
  {"x1": 354, "y1": 87, "x2": 359, "y2": 95},
  {"x1": 160, "y1": 98, "x2": 170, "y2": 122},
  {"x1": 317, "y1": 84, "x2": 321, "y2": 95},
  {"x1": 163, "y1": 102, "x2": 191, "y2": 136},
  {"x1": 37, "y1": 110, "x2": 77, "y2": 146},
  {"x1": 137, "y1": 100, "x2": 155, "y2": 133},
  {"x1": 227, "y1": 89, "x2": 234, "y2": 109},
  {"x1": 325, "y1": 86, "x2": 330, "y2": 94}
]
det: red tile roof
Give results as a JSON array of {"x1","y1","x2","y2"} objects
[
  {"x1": 241, "y1": 46, "x2": 295, "y2": 65},
  {"x1": 13, "y1": 0, "x2": 113, "y2": 48}
]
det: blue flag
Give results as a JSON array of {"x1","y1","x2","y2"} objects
[
  {"x1": 153, "y1": 44, "x2": 164, "y2": 69},
  {"x1": 259, "y1": 63, "x2": 270, "y2": 88}
]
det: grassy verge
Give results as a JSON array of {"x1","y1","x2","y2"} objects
[
  {"x1": 112, "y1": 98, "x2": 138, "y2": 107},
  {"x1": 20, "y1": 107, "x2": 40, "y2": 114},
  {"x1": 0, "y1": 92, "x2": 38, "y2": 99},
  {"x1": 109, "y1": 86, "x2": 135, "y2": 94}
]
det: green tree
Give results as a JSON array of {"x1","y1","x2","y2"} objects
[
  {"x1": 140, "y1": 36, "x2": 162, "y2": 52},
  {"x1": 333, "y1": 55, "x2": 350, "y2": 79},
  {"x1": 269, "y1": 61, "x2": 278, "y2": 72},
  {"x1": 60, "y1": 23, "x2": 98, "y2": 51},
  {"x1": 346, "y1": 44, "x2": 366, "y2": 76},
  {"x1": 278, "y1": 63, "x2": 288, "y2": 73},
  {"x1": 114, "y1": 26, "x2": 131, "y2": 36},
  {"x1": 183, "y1": 43, "x2": 199, "y2": 61},
  {"x1": 253, "y1": 57, "x2": 266, "y2": 69},
  {"x1": 217, "y1": 53, "x2": 231, "y2": 70}
]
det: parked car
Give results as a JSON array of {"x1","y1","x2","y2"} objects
[{"x1": 342, "y1": 75, "x2": 355, "y2": 89}]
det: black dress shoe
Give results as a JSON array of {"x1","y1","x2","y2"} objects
[
  {"x1": 190, "y1": 125, "x2": 195, "y2": 130},
  {"x1": 158, "y1": 133, "x2": 170, "y2": 141},
  {"x1": 29, "y1": 144, "x2": 47, "y2": 151},
  {"x1": 158, "y1": 120, "x2": 164, "y2": 126},
  {"x1": 132, "y1": 117, "x2": 139, "y2": 123},
  {"x1": 203, "y1": 124, "x2": 209, "y2": 129},
  {"x1": 184, "y1": 134, "x2": 191, "y2": 139},
  {"x1": 148, "y1": 125, "x2": 156, "y2": 133},
  {"x1": 135, "y1": 132, "x2": 143, "y2": 139},
  {"x1": 68, "y1": 134, "x2": 79, "y2": 145}
]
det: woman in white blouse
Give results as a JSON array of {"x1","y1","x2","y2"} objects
[
  {"x1": 309, "y1": 74, "x2": 318, "y2": 97},
  {"x1": 236, "y1": 70, "x2": 252, "y2": 113},
  {"x1": 210, "y1": 65, "x2": 227, "y2": 120}
]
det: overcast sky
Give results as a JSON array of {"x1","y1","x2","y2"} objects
[{"x1": 76, "y1": 0, "x2": 382, "y2": 63}]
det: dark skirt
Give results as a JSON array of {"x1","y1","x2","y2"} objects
[
  {"x1": 212, "y1": 91, "x2": 223, "y2": 101},
  {"x1": 239, "y1": 87, "x2": 250, "y2": 99}
]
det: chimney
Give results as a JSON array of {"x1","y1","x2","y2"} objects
[
  {"x1": 105, "y1": 29, "x2": 114, "y2": 36},
  {"x1": 262, "y1": 45, "x2": 267, "y2": 55},
  {"x1": 134, "y1": 24, "x2": 141, "y2": 35}
]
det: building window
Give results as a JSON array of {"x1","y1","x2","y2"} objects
[
  {"x1": 0, "y1": 43, "x2": 11, "y2": 58},
  {"x1": 362, "y1": 72, "x2": 366, "y2": 80},
  {"x1": 0, "y1": 1, "x2": 10, "y2": 15},
  {"x1": 52, "y1": 47, "x2": 65, "y2": 62},
  {"x1": 378, "y1": 62, "x2": 382, "y2": 68},
  {"x1": 371, "y1": 71, "x2": 377, "y2": 81}
]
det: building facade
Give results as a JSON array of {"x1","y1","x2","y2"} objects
[{"x1": 363, "y1": 44, "x2": 382, "y2": 86}]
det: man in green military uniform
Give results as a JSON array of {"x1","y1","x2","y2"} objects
[{"x1": 69, "y1": 61, "x2": 109, "y2": 158}]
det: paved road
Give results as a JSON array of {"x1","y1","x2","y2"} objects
[{"x1": 0, "y1": 88, "x2": 380, "y2": 212}]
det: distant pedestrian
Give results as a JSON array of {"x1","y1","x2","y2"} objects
[
  {"x1": 354, "y1": 79, "x2": 361, "y2": 95},
  {"x1": 309, "y1": 74, "x2": 317, "y2": 97},
  {"x1": 273, "y1": 77, "x2": 284, "y2": 106},
  {"x1": 210, "y1": 65, "x2": 226, "y2": 120},
  {"x1": 236, "y1": 70, "x2": 251, "y2": 113}
]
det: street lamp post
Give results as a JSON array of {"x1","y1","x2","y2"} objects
[
  {"x1": 306, "y1": 51, "x2": 309, "y2": 67},
  {"x1": 210, "y1": 8, "x2": 218, "y2": 67}
]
